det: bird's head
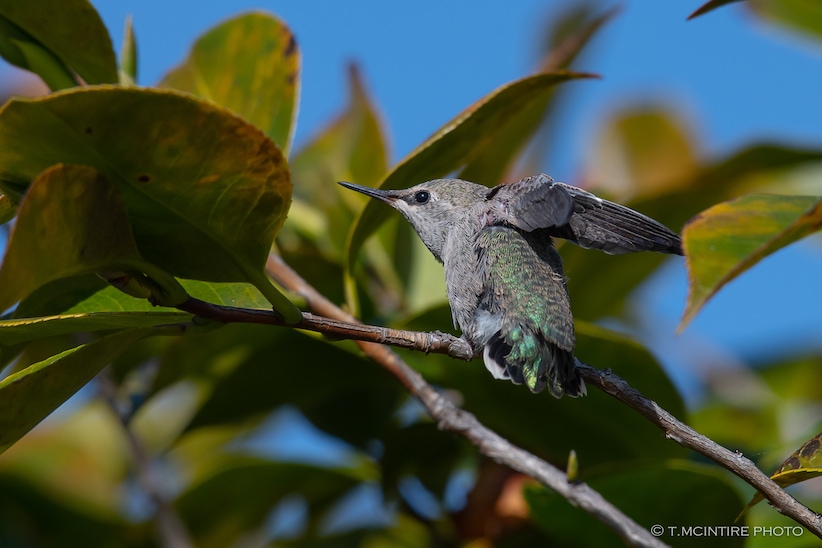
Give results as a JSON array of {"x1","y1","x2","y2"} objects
[{"x1": 339, "y1": 178, "x2": 487, "y2": 261}]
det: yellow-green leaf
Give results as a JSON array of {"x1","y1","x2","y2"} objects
[
  {"x1": 689, "y1": 0, "x2": 822, "y2": 45},
  {"x1": 738, "y1": 432, "x2": 822, "y2": 518},
  {"x1": 119, "y1": 15, "x2": 137, "y2": 84},
  {"x1": 753, "y1": 0, "x2": 822, "y2": 45},
  {"x1": 589, "y1": 106, "x2": 697, "y2": 200},
  {"x1": 0, "y1": 0, "x2": 117, "y2": 86},
  {"x1": 0, "y1": 86, "x2": 299, "y2": 322},
  {"x1": 161, "y1": 12, "x2": 300, "y2": 155},
  {"x1": 288, "y1": 63, "x2": 389, "y2": 255},
  {"x1": 0, "y1": 164, "x2": 186, "y2": 313},
  {"x1": 0, "y1": 328, "x2": 155, "y2": 455},
  {"x1": 9, "y1": 34, "x2": 77, "y2": 90},
  {"x1": 681, "y1": 193, "x2": 822, "y2": 328},
  {"x1": 66, "y1": 280, "x2": 272, "y2": 314},
  {"x1": 0, "y1": 312, "x2": 189, "y2": 346}
]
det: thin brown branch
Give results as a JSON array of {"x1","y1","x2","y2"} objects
[
  {"x1": 175, "y1": 297, "x2": 472, "y2": 360},
  {"x1": 577, "y1": 363, "x2": 822, "y2": 536},
  {"x1": 264, "y1": 255, "x2": 665, "y2": 547},
  {"x1": 98, "y1": 371, "x2": 194, "y2": 548}
]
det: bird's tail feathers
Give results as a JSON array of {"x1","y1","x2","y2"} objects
[{"x1": 483, "y1": 331, "x2": 585, "y2": 398}]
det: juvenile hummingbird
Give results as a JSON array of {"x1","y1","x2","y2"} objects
[{"x1": 339, "y1": 174, "x2": 682, "y2": 398}]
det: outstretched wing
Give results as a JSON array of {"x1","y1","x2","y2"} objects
[
  {"x1": 489, "y1": 174, "x2": 683, "y2": 255},
  {"x1": 553, "y1": 183, "x2": 683, "y2": 255}
]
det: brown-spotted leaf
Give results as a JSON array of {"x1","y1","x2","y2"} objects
[
  {"x1": 738, "y1": 432, "x2": 822, "y2": 518},
  {"x1": 161, "y1": 12, "x2": 300, "y2": 154},
  {"x1": 0, "y1": 164, "x2": 186, "y2": 313},
  {"x1": 0, "y1": 86, "x2": 299, "y2": 322},
  {"x1": 345, "y1": 71, "x2": 593, "y2": 309},
  {"x1": 0, "y1": 0, "x2": 117, "y2": 86},
  {"x1": 681, "y1": 194, "x2": 822, "y2": 328}
]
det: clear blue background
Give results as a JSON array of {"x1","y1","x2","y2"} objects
[{"x1": 3, "y1": 0, "x2": 821, "y2": 402}]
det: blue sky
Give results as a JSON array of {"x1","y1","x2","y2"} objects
[
  {"x1": 85, "y1": 0, "x2": 822, "y2": 166},
  {"x1": 3, "y1": 1, "x2": 822, "y2": 400}
]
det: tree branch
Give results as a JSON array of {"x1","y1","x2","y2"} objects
[
  {"x1": 175, "y1": 297, "x2": 472, "y2": 360},
  {"x1": 577, "y1": 364, "x2": 822, "y2": 536},
  {"x1": 263, "y1": 255, "x2": 665, "y2": 547}
]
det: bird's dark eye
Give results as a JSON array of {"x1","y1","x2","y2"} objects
[{"x1": 414, "y1": 190, "x2": 430, "y2": 204}]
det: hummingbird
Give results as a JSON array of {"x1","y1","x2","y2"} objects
[{"x1": 339, "y1": 174, "x2": 682, "y2": 398}]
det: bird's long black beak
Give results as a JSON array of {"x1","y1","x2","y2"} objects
[{"x1": 338, "y1": 181, "x2": 399, "y2": 205}]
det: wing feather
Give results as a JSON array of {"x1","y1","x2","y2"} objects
[{"x1": 488, "y1": 175, "x2": 682, "y2": 255}]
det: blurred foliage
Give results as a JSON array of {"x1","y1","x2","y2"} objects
[
  {"x1": 691, "y1": 0, "x2": 822, "y2": 47},
  {"x1": 0, "y1": 3, "x2": 820, "y2": 548}
]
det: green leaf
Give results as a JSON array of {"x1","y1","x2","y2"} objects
[
  {"x1": 161, "y1": 12, "x2": 300, "y2": 155},
  {"x1": 752, "y1": 0, "x2": 822, "y2": 45},
  {"x1": 0, "y1": 0, "x2": 117, "y2": 85},
  {"x1": 147, "y1": 325, "x2": 402, "y2": 452},
  {"x1": 0, "y1": 86, "x2": 300, "y2": 322},
  {"x1": 180, "y1": 327, "x2": 403, "y2": 447},
  {"x1": 0, "y1": 164, "x2": 187, "y2": 313},
  {"x1": 681, "y1": 193, "x2": 822, "y2": 328},
  {"x1": 176, "y1": 455, "x2": 369, "y2": 548},
  {"x1": 562, "y1": 245, "x2": 681, "y2": 322},
  {"x1": 0, "y1": 328, "x2": 155, "y2": 455},
  {"x1": 9, "y1": 275, "x2": 107, "y2": 320},
  {"x1": 526, "y1": 460, "x2": 744, "y2": 547},
  {"x1": 690, "y1": 0, "x2": 822, "y2": 45},
  {"x1": 344, "y1": 71, "x2": 594, "y2": 310},
  {"x1": 288, "y1": 63, "x2": 389, "y2": 256},
  {"x1": 9, "y1": 34, "x2": 77, "y2": 90},
  {"x1": 67, "y1": 280, "x2": 272, "y2": 314},
  {"x1": 589, "y1": 106, "x2": 698, "y2": 200},
  {"x1": 119, "y1": 15, "x2": 137, "y2": 84},
  {"x1": 0, "y1": 474, "x2": 127, "y2": 547},
  {"x1": 380, "y1": 422, "x2": 465, "y2": 499},
  {"x1": 739, "y1": 432, "x2": 822, "y2": 518},
  {"x1": 0, "y1": 312, "x2": 190, "y2": 346}
]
